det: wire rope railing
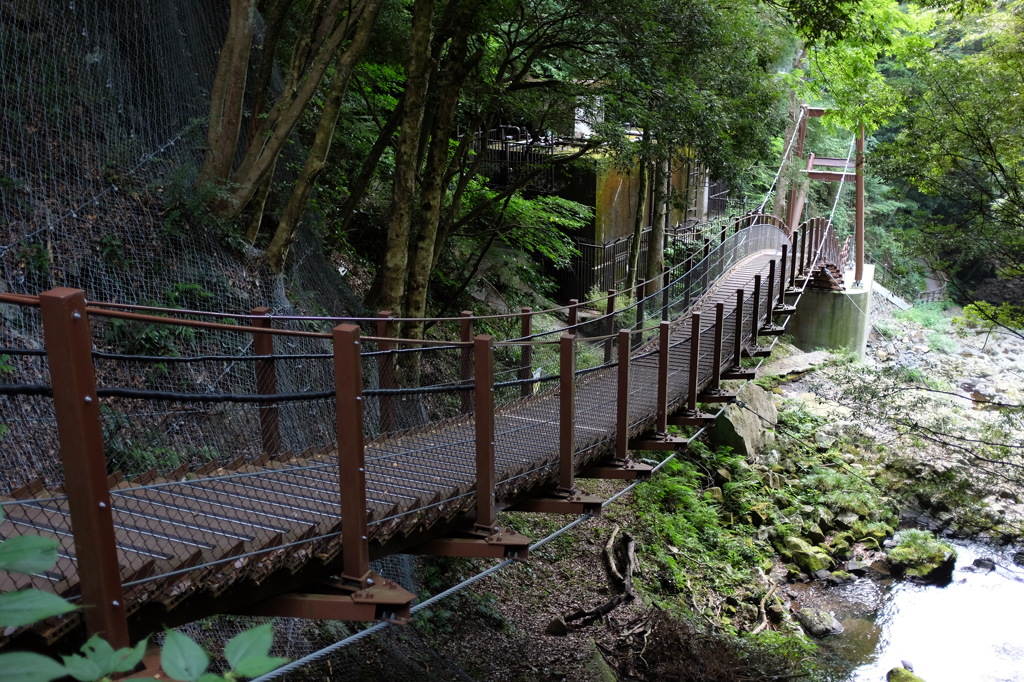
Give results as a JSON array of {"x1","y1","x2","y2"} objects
[{"x1": 0, "y1": 215, "x2": 845, "y2": 653}]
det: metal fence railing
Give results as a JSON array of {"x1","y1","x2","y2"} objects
[{"x1": 0, "y1": 214, "x2": 843, "y2": 654}]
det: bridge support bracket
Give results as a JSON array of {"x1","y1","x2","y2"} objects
[
  {"x1": 239, "y1": 573, "x2": 416, "y2": 623},
  {"x1": 412, "y1": 527, "x2": 531, "y2": 560},
  {"x1": 581, "y1": 459, "x2": 653, "y2": 481},
  {"x1": 721, "y1": 366, "x2": 756, "y2": 380},
  {"x1": 629, "y1": 433, "x2": 688, "y2": 451},
  {"x1": 697, "y1": 389, "x2": 735, "y2": 404},
  {"x1": 510, "y1": 491, "x2": 604, "y2": 516},
  {"x1": 758, "y1": 324, "x2": 786, "y2": 336},
  {"x1": 773, "y1": 304, "x2": 797, "y2": 315},
  {"x1": 668, "y1": 411, "x2": 716, "y2": 427},
  {"x1": 741, "y1": 345, "x2": 773, "y2": 359}
]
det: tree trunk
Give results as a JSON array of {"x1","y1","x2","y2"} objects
[
  {"x1": 217, "y1": 2, "x2": 372, "y2": 218},
  {"x1": 645, "y1": 157, "x2": 669, "y2": 297},
  {"x1": 200, "y1": 0, "x2": 256, "y2": 187},
  {"x1": 265, "y1": 0, "x2": 382, "y2": 272},
  {"x1": 375, "y1": 0, "x2": 437, "y2": 314},
  {"x1": 335, "y1": 94, "x2": 405, "y2": 237},
  {"x1": 244, "y1": 166, "x2": 275, "y2": 244},
  {"x1": 626, "y1": 134, "x2": 651, "y2": 292},
  {"x1": 403, "y1": 37, "x2": 478, "y2": 337}
]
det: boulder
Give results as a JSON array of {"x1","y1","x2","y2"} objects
[
  {"x1": 708, "y1": 384, "x2": 778, "y2": 458},
  {"x1": 887, "y1": 666, "x2": 926, "y2": 681},
  {"x1": 888, "y1": 530, "x2": 957, "y2": 584},
  {"x1": 546, "y1": 616, "x2": 569, "y2": 636},
  {"x1": 794, "y1": 607, "x2": 844, "y2": 637},
  {"x1": 783, "y1": 536, "x2": 832, "y2": 574},
  {"x1": 844, "y1": 559, "x2": 869, "y2": 576},
  {"x1": 760, "y1": 350, "x2": 833, "y2": 378},
  {"x1": 805, "y1": 523, "x2": 826, "y2": 544},
  {"x1": 835, "y1": 512, "x2": 859, "y2": 530}
]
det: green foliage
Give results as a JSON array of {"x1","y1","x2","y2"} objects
[
  {"x1": 0, "y1": 506, "x2": 286, "y2": 681},
  {"x1": 15, "y1": 241, "x2": 49, "y2": 278},
  {"x1": 888, "y1": 528, "x2": 956, "y2": 577},
  {"x1": 101, "y1": 406, "x2": 218, "y2": 478},
  {"x1": 874, "y1": 3, "x2": 1024, "y2": 291},
  {"x1": 415, "y1": 557, "x2": 508, "y2": 637},
  {"x1": 953, "y1": 301, "x2": 1024, "y2": 334},
  {"x1": 895, "y1": 302, "x2": 949, "y2": 331},
  {"x1": 102, "y1": 284, "x2": 212, "y2": 359},
  {"x1": 634, "y1": 445, "x2": 774, "y2": 600}
]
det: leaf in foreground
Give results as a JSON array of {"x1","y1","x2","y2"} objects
[
  {"x1": 0, "y1": 588, "x2": 76, "y2": 627},
  {"x1": 0, "y1": 651, "x2": 67, "y2": 682},
  {"x1": 162, "y1": 629, "x2": 210, "y2": 682},
  {"x1": 0, "y1": 536, "x2": 59, "y2": 575}
]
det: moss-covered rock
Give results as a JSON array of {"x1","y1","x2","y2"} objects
[
  {"x1": 888, "y1": 529, "x2": 956, "y2": 584},
  {"x1": 805, "y1": 523, "x2": 826, "y2": 544},
  {"x1": 887, "y1": 666, "x2": 926, "y2": 681},
  {"x1": 794, "y1": 607, "x2": 844, "y2": 637},
  {"x1": 782, "y1": 536, "x2": 832, "y2": 573},
  {"x1": 852, "y1": 520, "x2": 894, "y2": 545}
]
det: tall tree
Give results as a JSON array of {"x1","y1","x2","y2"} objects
[{"x1": 200, "y1": 0, "x2": 383, "y2": 270}]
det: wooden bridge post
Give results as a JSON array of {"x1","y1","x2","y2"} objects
[
  {"x1": 686, "y1": 313, "x2": 700, "y2": 414},
  {"x1": 252, "y1": 307, "x2": 282, "y2": 456},
  {"x1": 752, "y1": 275, "x2": 762, "y2": 347},
  {"x1": 567, "y1": 299, "x2": 579, "y2": 329},
  {"x1": 39, "y1": 288, "x2": 130, "y2": 649},
  {"x1": 661, "y1": 268, "x2": 670, "y2": 322},
  {"x1": 333, "y1": 323, "x2": 372, "y2": 584},
  {"x1": 711, "y1": 303, "x2": 724, "y2": 391},
  {"x1": 800, "y1": 223, "x2": 809, "y2": 274},
  {"x1": 733, "y1": 289, "x2": 744, "y2": 367},
  {"x1": 615, "y1": 329, "x2": 631, "y2": 460},
  {"x1": 558, "y1": 333, "x2": 576, "y2": 493},
  {"x1": 779, "y1": 246, "x2": 789, "y2": 303},
  {"x1": 376, "y1": 311, "x2": 396, "y2": 434},
  {"x1": 460, "y1": 311, "x2": 474, "y2": 413},
  {"x1": 766, "y1": 261, "x2": 776, "y2": 323},
  {"x1": 633, "y1": 281, "x2": 644, "y2": 350},
  {"x1": 519, "y1": 307, "x2": 533, "y2": 399},
  {"x1": 603, "y1": 290, "x2": 616, "y2": 364},
  {"x1": 656, "y1": 321, "x2": 670, "y2": 434},
  {"x1": 721, "y1": 288, "x2": 755, "y2": 380},
  {"x1": 683, "y1": 255, "x2": 693, "y2": 312},
  {"x1": 789, "y1": 237, "x2": 798, "y2": 289},
  {"x1": 474, "y1": 334, "x2": 498, "y2": 531}
]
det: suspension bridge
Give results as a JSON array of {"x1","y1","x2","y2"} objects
[{"x1": 0, "y1": 210, "x2": 851, "y2": 659}]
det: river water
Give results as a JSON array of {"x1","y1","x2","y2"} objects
[{"x1": 806, "y1": 541, "x2": 1024, "y2": 681}]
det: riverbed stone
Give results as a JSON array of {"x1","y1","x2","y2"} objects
[
  {"x1": 835, "y1": 512, "x2": 859, "y2": 530},
  {"x1": 794, "y1": 607, "x2": 844, "y2": 637},
  {"x1": 844, "y1": 559, "x2": 868, "y2": 576},
  {"x1": 708, "y1": 384, "x2": 777, "y2": 458},
  {"x1": 886, "y1": 667, "x2": 926, "y2": 682},
  {"x1": 889, "y1": 531, "x2": 956, "y2": 584},
  {"x1": 783, "y1": 536, "x2": 832, "y2": 573}
]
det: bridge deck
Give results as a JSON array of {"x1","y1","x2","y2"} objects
[{"x1": 0, "y1": 219, "x2": 844, "y2": 647}]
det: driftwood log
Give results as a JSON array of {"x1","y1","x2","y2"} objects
[{"x1": 547, "y1": 526, "x2": 638, "y2": 634}]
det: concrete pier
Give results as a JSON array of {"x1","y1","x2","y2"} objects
[{"x1": 788, "y1": 264, "x2": 874, "y2": 359}]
